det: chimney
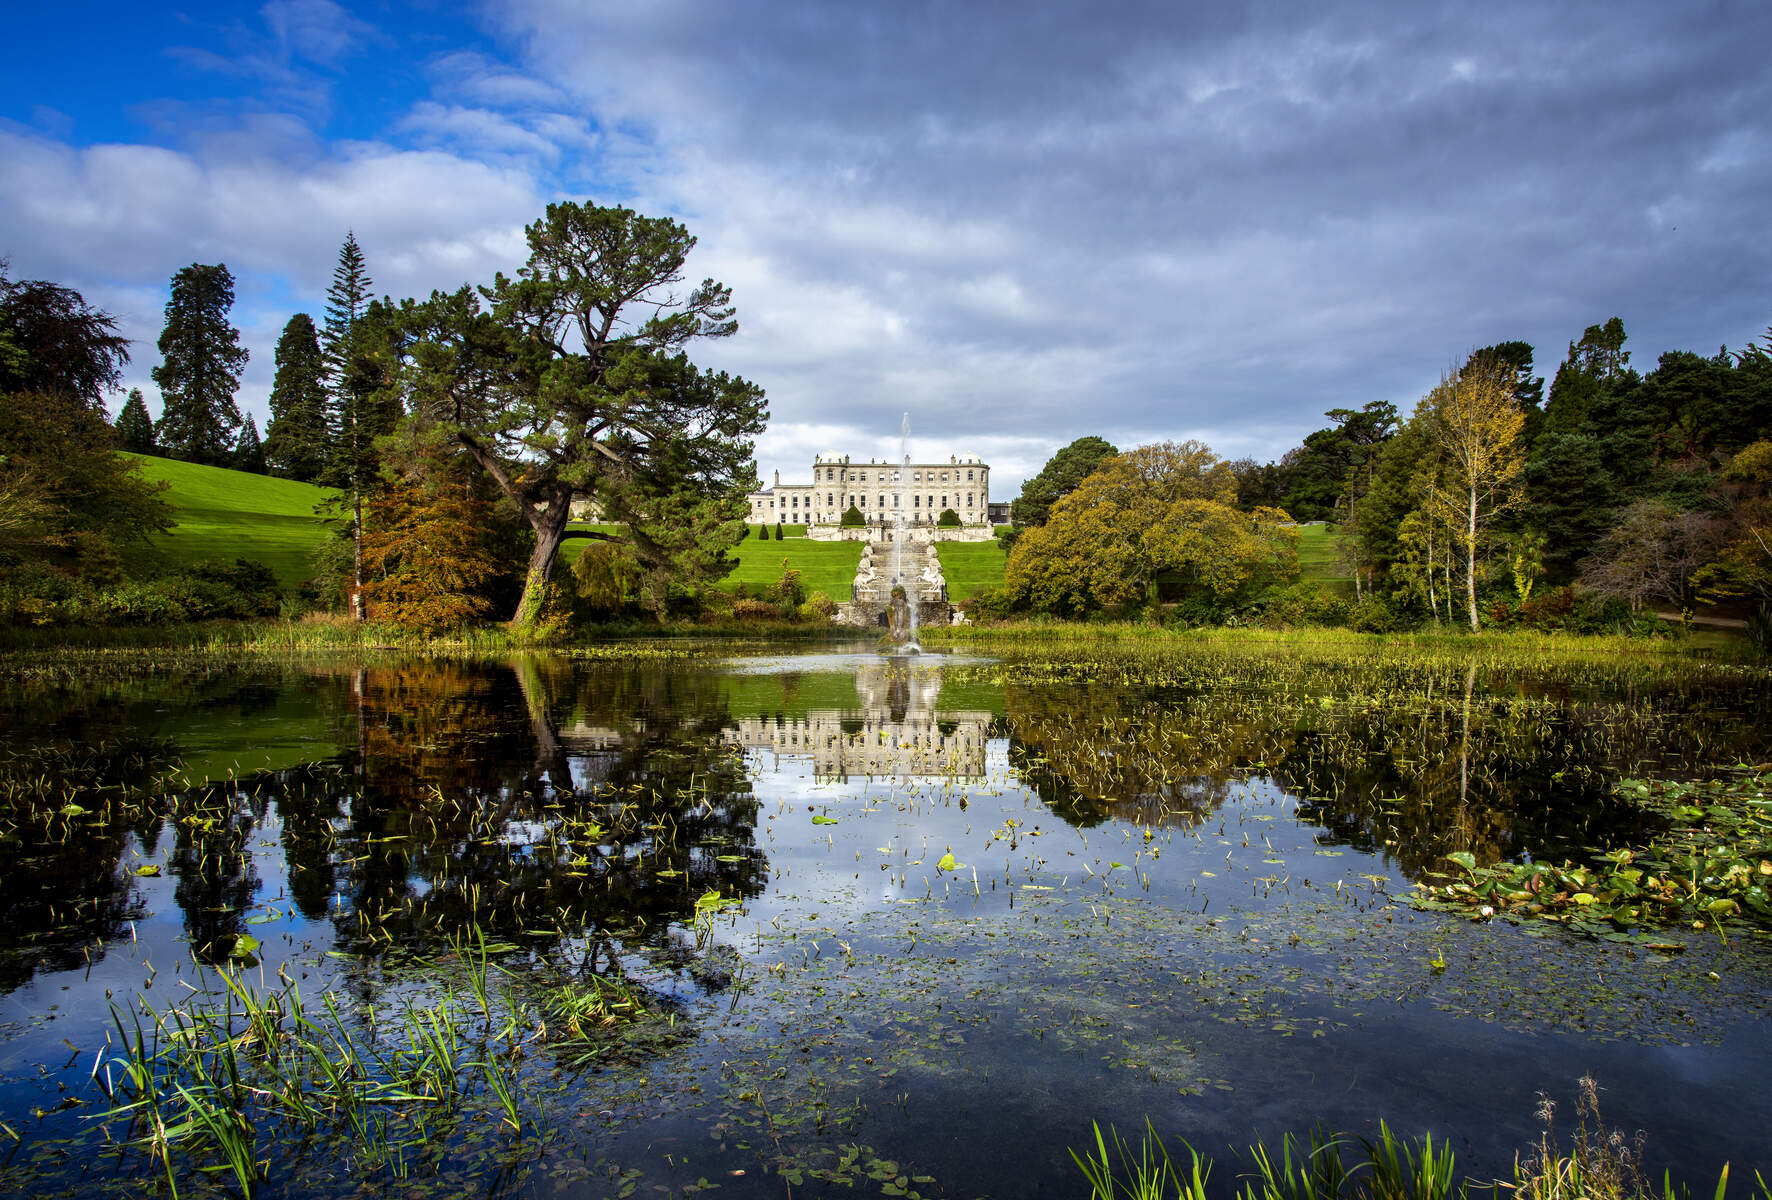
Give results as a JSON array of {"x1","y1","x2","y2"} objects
[{"x1": 773, "y1": 469, "x2": 779, "y2": 486}]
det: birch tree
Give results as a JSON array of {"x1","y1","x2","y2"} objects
[{"x1": 1424, "y1": 356, "x2": 1527, "y2": 631}]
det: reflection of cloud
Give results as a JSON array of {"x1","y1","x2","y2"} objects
[{"x1": 725, "y1": 660, "x2": 991, "y2": 781}]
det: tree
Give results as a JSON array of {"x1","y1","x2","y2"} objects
[
  {"x1": 405, "y1": 202, "x2": 767, "y2": 627},
  {"x1": 1543, "y1": 318, "x2": 1628, "y2": 435},
  {"x1": 358, "y1": 421, "x2": 514, "y2": 633},
  {"x1": 317, "y1": 236, "x2": 403, "y2": 620},
  {"x1": 1576, "y1": 500, "x2": 1727, "y2": 617},
  {"x1": 234, "y1": 415, "x2": 267, "y2": 474},
  {"x1": 1005, "y1": 442, "x2": 1297, "y2": 615},
  {"x1": 263, "y1": 313, "x2": 330, "y2": 481},
  {"x1": 0, "y1": 264, "x2": 131, "y2": 411},
  {"x1": 115, "y1": 388, "x2": 156, "y2": 454},
  {"x1": 1424, "y1": 355, "x2": 1528, "y2": 630},
  {"x1": 1010, "y1": 436, "x2": 1118, "y2": 530},
  {"x1": 1274, "y1": 401, "x2": 1398, "y2": 523},
  {"x1": 1694, "y1": 440, "x2": 1772, "y2": 647},
  {"x1": 152, "y1": 263, "x2": 247, "y2": 464},
  {"x1": 841, "y1": 505, "x2": 864, "y2": 526},
  {"x1": 0, "y1": 391, "x2": 173, "y2": 575}
]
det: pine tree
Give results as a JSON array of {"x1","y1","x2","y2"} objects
[
  {"x1": 320, "y1": 233, "x2": 378, "y2": 618},
  {"x1": 234, "y1": 415, "x2": 267, "y2": 474},
  {"x1": 152, "y1": 263, "x2": 247, "y2": 465},
  {"x1": 115, "y1": 387, "x2": 157, "y2": 454},
  {"x1": 263, "y1": 313, "x2": 330, "y2": 480}
]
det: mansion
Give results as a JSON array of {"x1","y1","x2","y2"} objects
[{"x1": 747, "y1": 452, "x2": 991, "y2": 527}]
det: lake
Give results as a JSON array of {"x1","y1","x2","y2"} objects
[{"x1": 1, "y1": 639, "x2": 1768, "y2": 1198}]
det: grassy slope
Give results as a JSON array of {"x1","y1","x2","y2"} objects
[
  {"x1": 724, "y1": 534, "x2": 863, "y2": 600},
  {"x1": 128, "y1": 454, "x2": 336, "y2": 589},
  {"x1": 1294, "y1": 523, "x2": 1353, "y2": 592},
  {"x1": 935, "y1": 541, "x2": 1007, "y2": 600}
]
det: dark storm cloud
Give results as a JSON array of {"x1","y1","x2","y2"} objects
[{"x1": 499, "y1": 0, "x2": 1772, "y2": 486}]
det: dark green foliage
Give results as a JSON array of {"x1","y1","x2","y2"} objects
[
  {"x1": 1543, "y1": 318, "x2": 1629, "y2": 435},
  {"x1": 1275, "y1": 401, "x2": 1397, "y2": 522},
  {"x1": 841, "y1": 505, "x2": 864, "y2": 526},
  {"x1": 0, "y1": 266, "x2": 131, "y2": 411},
  {"x1": 1010, "y1": 435, "x2": 1117, "y2": 529},
  {"x1": 0, "y1": 557, "x2": 280, "y2": 627},
  {"x1": 1525, "y1": 433, "x2": 1617, "y2": 582},
  {"x1": 0, "y1": 390, "x2": 174, "y2": 580},
  {"x1": 404, "y1": 202, "x2": 766, "y2": 627},
  {"x1": 756, "y1": 523, "x2": 770, "y2": 540},
  {"x1": 937, "y1": 507, "x2": 961, "y2": 527},
  {"x1": 233, "y1": 416, "x2": 266, "y2": 474},
  {"x1": 114, "y1": 388, "x2": 156, "y2": 454},
  {"x1": 319, "y1": 234, "x2": 398, "y2": 491},
  {"x1": 263, "y1": 313, "x2": 330, "y2": 481},
  {"x1": 152, "y1": 263, "x2": 247, "y2": 465}
]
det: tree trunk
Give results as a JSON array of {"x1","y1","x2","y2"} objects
[
  {"x1": 351, "y1": 489, "x2": 364, "y2": 621},
  {"x1": 512, "y1": 491, "x2": 574, "y2": 629},
  {"x1": 1465, "y1": 485, "x2": 1480, "y2": 632},
  {"x1": 1425, "y1": 533, "x2": 1438, "y2": 625}
]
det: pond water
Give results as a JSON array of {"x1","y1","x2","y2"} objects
[{"x1": 1, "y1": 641, "x2": 1769, "y2": 1198}]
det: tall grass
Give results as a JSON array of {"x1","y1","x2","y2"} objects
[{"x1": 1074, "y1": 1081, "x2": 1771, "y2": 1200}]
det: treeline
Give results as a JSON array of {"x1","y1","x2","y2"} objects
[
  {"x1": 986, "y1": 321, "x2": 1772, "y2": 645},
  {"x1": 3, "y1": 204, "x2": 769, "y2": 635}
]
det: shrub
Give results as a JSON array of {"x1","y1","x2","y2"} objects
[
  {"x1": 796, "y1": 591, "x2": 837, "y2": 622},
  {"x1": 1258, "y1": 582, "x2": 1351, "y2": 629},
  {"x1": 1346, "y1": 594, "x2": 1404, "y2": 633},
  {"x1": 959, "y1": 586, "x2": 1018, "y2": 622},
  {"x1": 756, "y1": 524, "x2": 770, "y2": 540},
  {"x1": 938, "y1": 508, "x2": 961, "y2": 527},
  {"x1": 841, "y1": 505, "x2": 864, "y2": 527},
  {"x1": 732, "y1": 597, "x2": 779, "y2": 620}
]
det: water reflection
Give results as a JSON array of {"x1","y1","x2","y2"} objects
[{"x1": 724, "y1": 658, "x2": 993, "y2": 781}]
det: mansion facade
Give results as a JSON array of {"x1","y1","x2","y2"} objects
[{"x1": 747, "y1": 452, "x2": 990, "y2": 527}]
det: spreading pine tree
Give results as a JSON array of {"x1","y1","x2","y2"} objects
[
  {"x1": 114, "y1": 387, "x2": 157, "y2": 454},
  {"x1": 234, "y1": 415, "x2": 267, "y2": 474},
  {"x1": 263, "y1": 312, "x2": 330, "y2": 480},
  {"x1": 152, "y1": 263, "x2": 247, "y2": 465}
]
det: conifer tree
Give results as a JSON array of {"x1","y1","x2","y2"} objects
[
  {"x1": 263, "y1": 313, "x2": 330, "y2": 480},
  {"x1": 152, "y1": 263, "x2": 247, "y2": 465},
  {"x1": 115, "y1": 387, "x2": 157, "y2": 454},
  {"x1": 234, "y1": 415, "x2": 267, "y2": 474}
]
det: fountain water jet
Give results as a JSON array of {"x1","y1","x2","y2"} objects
[{"x1": 888, "y1": 412, "x2": 921, "y2": 652}]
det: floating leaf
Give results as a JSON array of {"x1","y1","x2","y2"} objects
[
  {"x1": 936, "y1": 851, "x2": 959, "y2": 872},
  {"x1": 133, "y1": 864, "x2": 160, "y2": 877},
  {"x1": 811, "y1": 815, "x2": 839, "y2": 826}
]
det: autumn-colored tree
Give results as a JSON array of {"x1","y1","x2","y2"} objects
[
  {"x1": 1005, "y1": 441, "x2": 1297, "y2": 616},
  {"x1": 1423, "y1": 357, "x2": 1528, "y2": 630},
  {"x1": 358, "y1": 425, "x2": 514, "y2": 633},
  {"x1": 1576, "y1": 500, "x2": 1728, "y2": 618},
  {"x1": 1693, "y1": 440, "x2": 1772, "y2": 646}
]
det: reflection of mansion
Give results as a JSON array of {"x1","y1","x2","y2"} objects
[
  {"x1": 746, "y1": 452, "x2": 993, "y2": 542},
  {"x1": 723, "y1": 662, "x2": 992, "y2": 782}
]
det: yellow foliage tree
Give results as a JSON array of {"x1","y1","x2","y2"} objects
[
  {"x1": 1005, "y1": 442, "x2": 1298, "y2": 616},
  {"x1": 1423, "y1": 358, "x2": 1527, "y2": 631}
]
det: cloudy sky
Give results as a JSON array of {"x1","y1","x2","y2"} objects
[{"x1": 5, "y1": 1, "x2": 1769, "y2": 495}]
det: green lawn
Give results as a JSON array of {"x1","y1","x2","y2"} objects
[
  {"x1": 1295, "y1": 522, "x2": 1354, "y2": 593},
  {"x1": 128, "y1": 454, "x2": 336, "y2": 589},
  {"x1": 934, "y1": 541, "x2": 1007, "y2": 600},
  {"x1": 725, "y1": 534, "x2": 863, "y2": 600}
]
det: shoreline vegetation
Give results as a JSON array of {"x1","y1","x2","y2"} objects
[{"x1": 0, "y1": 615, "x2": 1755, "y2": 661}]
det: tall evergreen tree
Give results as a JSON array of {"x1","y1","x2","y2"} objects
[
  {"x1": 234, "y1": 415, "x2": 267, "y2": 474},
  {"x1": 152, "y1": 263, "x2": 247, "y2": 465},
  {"x1": 320, "y1": 232, "x2": 381, "y2": 619},
  {"x1": 263, "y1": 313, "x2": 330, "y2": 480},
  {"x1": 115, "y1": 387, "x2": 157, "y2": 454}
]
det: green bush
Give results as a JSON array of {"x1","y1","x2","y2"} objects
[
  {"x1": 937, "y1": 508, "x2": 961, "y2": 527},
  {"x1": 1346, "y1": 594, "x2": 1404, "y2": 633},
  {"x1": 797, "y1": 591, "x2": 837, "y2": 622},
  {"x1": 959, "y1": 586, "x2": 1018, "y2": 622},
  {"x1": 1258, "y1": 582, "x2": 1352, "y2": 629},
  {"x1": 756, "y1": 524, "x2": 770, "y2": 540},
  {"x1": 841, "y1": 505, "x2": 864, "y2": 527}
]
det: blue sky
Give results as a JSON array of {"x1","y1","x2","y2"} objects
[{"x1": 5, "y1": 0, "x2": 1770, "y2": 495}]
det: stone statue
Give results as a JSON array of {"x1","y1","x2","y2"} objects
[{"x1": 886, "y1": 585, "x2": 913, "y2": 645}]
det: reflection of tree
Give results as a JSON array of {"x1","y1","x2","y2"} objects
[
  {"x1": 169, "y1": 785, "x2": 263, "y2": 964},
  {"x1": 1000, "y1": 661, "x2": 1734, "y2": 880},
  {"x1": 1003, "y1": 682, "x2": 1243, "y2": 829},
  {"x1": 301, "y1": 659, "x2": 768, "y2": 992}
]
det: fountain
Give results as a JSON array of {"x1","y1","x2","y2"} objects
[{"x1": 888, "y1": 412, "x2": 921, "y2": 652}]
